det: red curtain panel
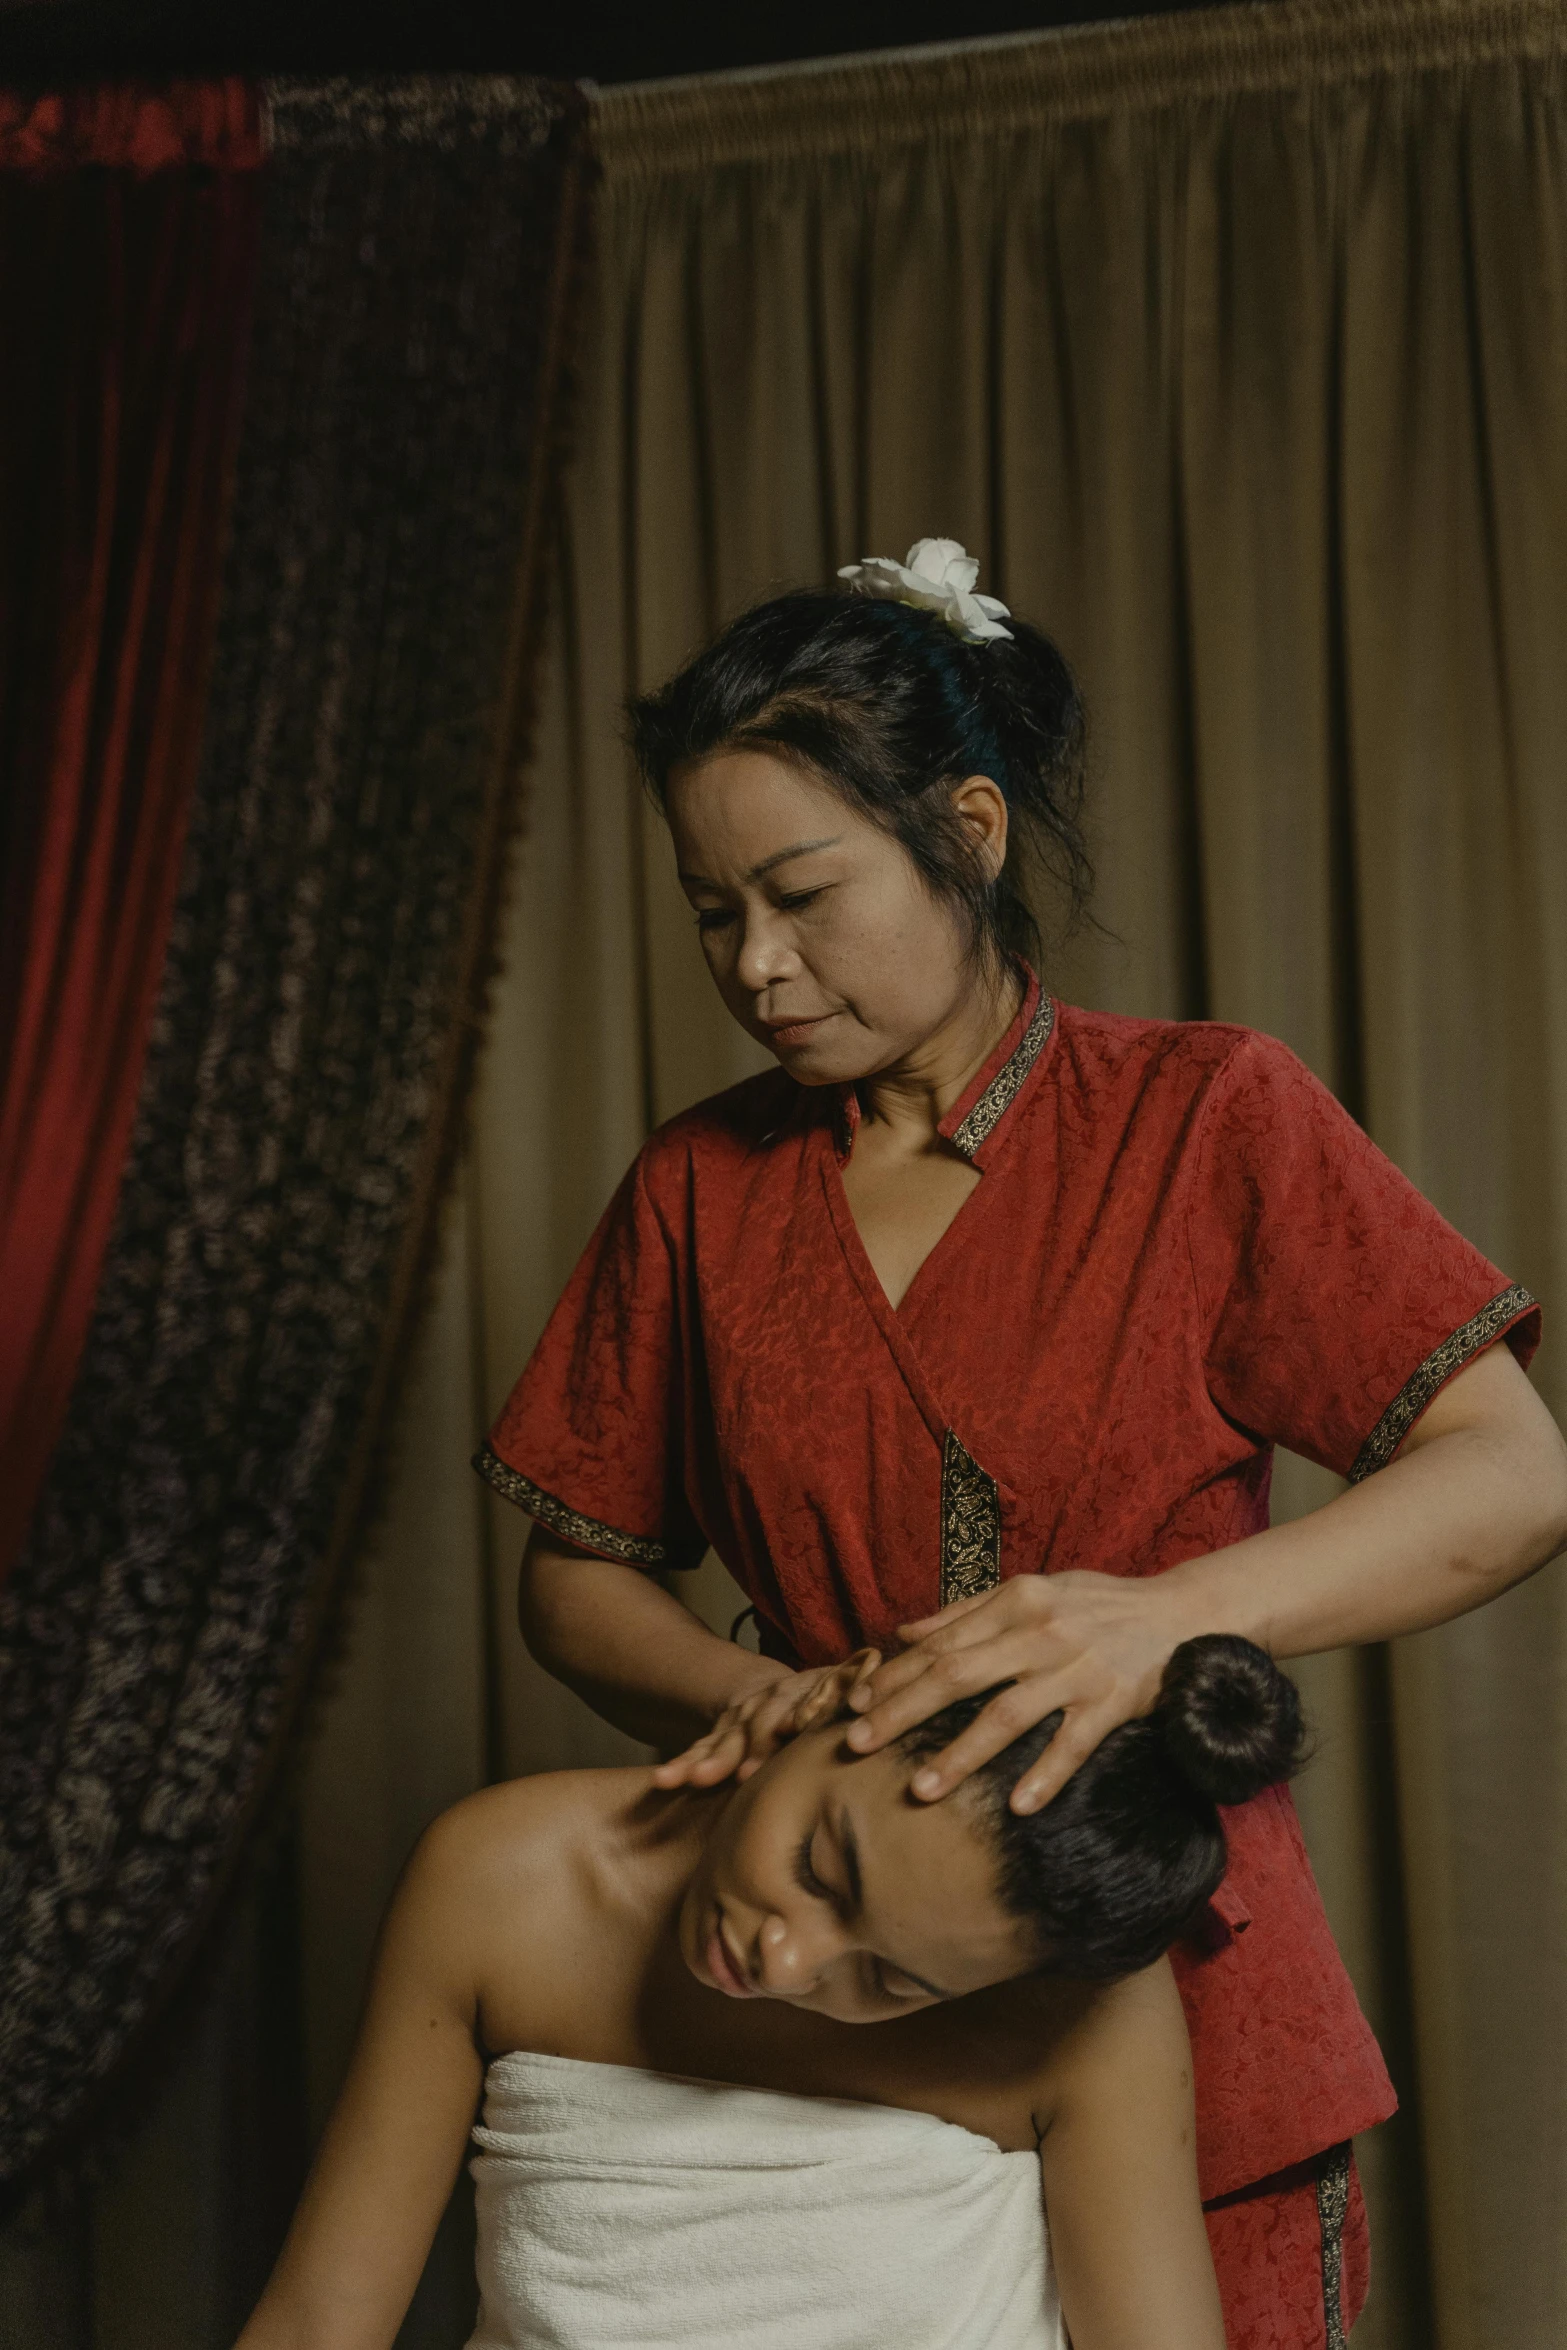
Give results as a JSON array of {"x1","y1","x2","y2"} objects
[{"x1": 0, "y1": 82, "x2": 265, "y2": 1584}]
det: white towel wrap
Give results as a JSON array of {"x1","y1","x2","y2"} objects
[{"x1": 466, "y1": 2048, "x2": 1064, "y2": 2350}]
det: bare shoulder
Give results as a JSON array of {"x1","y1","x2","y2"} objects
[
  {"x1": 901, "y1": 1964, "x2": 1189, "y2": 2145},
  {"x1": 406, "y1": 1767, "x2": 640, "y2": 1911},
  {"x1": 818, "y1": 1971, "x2": 1105, "y2": 2151},
  {"x1": 413, "y1": 1768, "x2": 608, "y2": 1861},
  {"x1": 1027, "y1": 1961, "x2": 1193, "y2": 2132},
  {"x1": 394, "y1": 1768, "x2": 656, "y2": 2054}
]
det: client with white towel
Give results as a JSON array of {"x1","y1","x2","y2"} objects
[
  {"x1": 236, "y1": 1634, "x2": 1304, "y2": 2350},
  {"x1": 470, "y1": 2053, "x2": 1058, "y2": 2350}
]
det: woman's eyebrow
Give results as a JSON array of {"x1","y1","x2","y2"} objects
[
  {"x1": 748, "y1": 836, "x2": 840, "y2": 879},
  {"x1": 835, "y1": 1806, "x2": 952, "y2": 2002},
  {"x1": 677, "y1": 836, "x2": 842, "y2": 889}
]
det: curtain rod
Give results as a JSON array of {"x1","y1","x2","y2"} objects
[
  {"x1": 579, "y1": 15, "x2": 1131, "y2": 104},
  {"x1": 588, "y1": 0, "x2": 1567, "y2": 177}
]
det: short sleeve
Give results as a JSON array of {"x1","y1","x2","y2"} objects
[
  {"x1": 473, "y1": 1151, "x2": 706, "y2": 1568},
  {"x1": 1187, "y1": 1034, "x2": 1540, "y2": 1482}
]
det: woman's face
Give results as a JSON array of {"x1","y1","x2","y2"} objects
[
  {"x1": 665, "y1": 749, "x2": 1003, "y2": 1086},
  {"x1": 677, "y1": 1720, "x2": 1039, "y2": 2024}
]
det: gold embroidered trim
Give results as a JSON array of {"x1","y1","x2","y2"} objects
[
  {"x1": 471, "y1": 1441, "x2": 671, "y2": 1566},
  {"x1": 1348, "y1": 1282, "x2": 1537, "y2": 1483},
  {"x1": 940, "y1": 1430, "x2": 1002, "y2": 1606},
  {"x1": 1316, "y1": 2142, "x2": 1352, "y2": 2350},
  {"x1": 948, "y1": 995, "x2": 1056, "y2": 1160}
]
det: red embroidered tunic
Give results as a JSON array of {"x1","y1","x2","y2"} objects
[{"x1": 478, "y1": 974, "x2": 1539, "y2": 2199}]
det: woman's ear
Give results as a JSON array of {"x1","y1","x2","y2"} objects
[
  {"x1": 793, "y1": 1647, "x2": 882, "y2": 1732},
  {"x1": 949, "y1": 774, "x2": 1009, "y2": 883}
]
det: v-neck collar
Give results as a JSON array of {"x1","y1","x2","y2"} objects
[
  {"x1": 818, "y1": 1151, "x2": 960, "y2": 1444},
  {"x1": 831, "y1": 964, "x2": 1055, "y2": 1170},
  {"x1": 939, "y1": 967, "x2": 1055, "y2": 1164}
]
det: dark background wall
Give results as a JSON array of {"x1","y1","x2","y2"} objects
[{"x1": 0, "y1": 0, "x2": 1271, "y2": 86}]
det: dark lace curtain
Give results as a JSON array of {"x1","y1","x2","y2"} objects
[{"x1": 0, "y1": 73, "x2": 589, "y2": 2197}]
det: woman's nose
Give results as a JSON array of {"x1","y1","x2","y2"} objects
[
  {"x1": 755, "y1": 1910, "x2": 838, "y2": 1996},
  {"x1": 733, "y1": 906, "x2": 800, "y2": 994}
]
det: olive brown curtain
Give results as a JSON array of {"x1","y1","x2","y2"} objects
[{"x1": 444, "y1": 7, "x2": 1561, "y2": 2344}]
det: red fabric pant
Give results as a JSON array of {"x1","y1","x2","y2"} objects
[{"x1": 1205, "y1": 2147, "x2": 1369, "y2": 2347}]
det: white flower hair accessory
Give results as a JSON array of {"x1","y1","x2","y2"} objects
[{"x1": 837, "y1": 536, "x2": 1014, "y2": 644}]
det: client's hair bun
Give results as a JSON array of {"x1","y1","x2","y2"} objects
[{"x1": 1153, "y1": 1635, "x2": 1307, "y2": 1805}]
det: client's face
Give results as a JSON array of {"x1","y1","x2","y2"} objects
[{"x1": 676, "y1": 1720, "x2": 1038, "y2": 2024}]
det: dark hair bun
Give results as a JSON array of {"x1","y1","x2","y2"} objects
[{"x1": 1153, "y1": 1635, "x2": 1307, "y2": 1805}]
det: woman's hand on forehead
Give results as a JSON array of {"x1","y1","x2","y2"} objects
[
  {"x1": 653, "y1": 1650, "x2": 881, "y2": 1790},
  {"x1": 841, "y1": 1575, "x2": 1193, "y2": 1812}
]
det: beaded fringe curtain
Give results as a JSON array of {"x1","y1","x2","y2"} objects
[{"x1": 0, "y1": 74, "x2": 588, "y2": 2195}]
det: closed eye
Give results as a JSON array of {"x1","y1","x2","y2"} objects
[
  {"x1": 693, "y1": 885, "x2": 828, "y2": 934},
  {"x1": 875, "y1": 1964, "x2": 936, "y2": 2004},
  {"x1": 793, "y1": 1826, "x2": 836, "y2": 1905},
  {"x1": 797, "y1": 1830, "x2": 942, "y2": 2005}
]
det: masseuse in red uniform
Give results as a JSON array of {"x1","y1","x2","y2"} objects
[{"x1": 475, "y1": 541, "x2": 1567, "y2": 2346}]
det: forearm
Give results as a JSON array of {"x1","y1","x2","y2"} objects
[
  {"x1": 1160, "y1": 1383, "x2": 1567, "y2": 1660},
  {"x1": 852, "y1": 1353, "x2": 1567, "y2": 1812},
  {"x1": 518, "y1": 1535, "x2": 786, "y2": 1748}
]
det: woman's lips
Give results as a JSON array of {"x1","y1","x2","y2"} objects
[
  {"x1": 762, "y1": 1012, "x2": 836, "y2": 1050},
  {"x1": 705, "y1": 1916, "x2": 759, "y2": 1999}
]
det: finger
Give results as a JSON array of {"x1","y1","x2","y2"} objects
[
  {"x1": 651, "y1": 1726, "x2": 728, "y2": 1785},
  {"x1": 737, "y1": 1718, "x2": 791, "y2": 1765},
  {"x1": 849, "y1": 1601, "x2": 1032, "y2": 1713},
  {"x1": 841, "y1": 1650, "x2": 954, "y2": 1745},
  {"x1": 838, "y1": 1646, "x2": 882, "y2": 1709},
  {"x1": 685, "y1": 1750, "x2": 746, "y2": 1787},
  {"x1": 681, "y1": 1726, "x2": 750, "y2": 1786},
  {"x1": 847, "y1": 1632, "x2": 1070, "y2": 1754},
  {"x1": 729, "y1": 1707, "x2": 805, "y2": 1774},
  {"x1": 896, "y1": 1589, "x2": 1003, "y2": 1640},
  {"x1": 790, "y1": 1675, "x2": 844, "y2": 1734},
  {"x1": 845, "y1": 1645, "x2": 940, "y2": 1711},
  {"x1": 1006, "y1": 1704, "x2": 1126, "y2": 1814},
  {"x1": 899, "y1": 1676, "x2": 1083, "y2": 1800},
  {"x1": 801, "y1": 1647, "x2": 883, "y2": 1722},
  {"x1": 751, "y1": 1680, "x2": 822, "y2": 1743},
  {"x1": 849, "y1": 1619, "x2": 1012, "y2": 1714}
]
